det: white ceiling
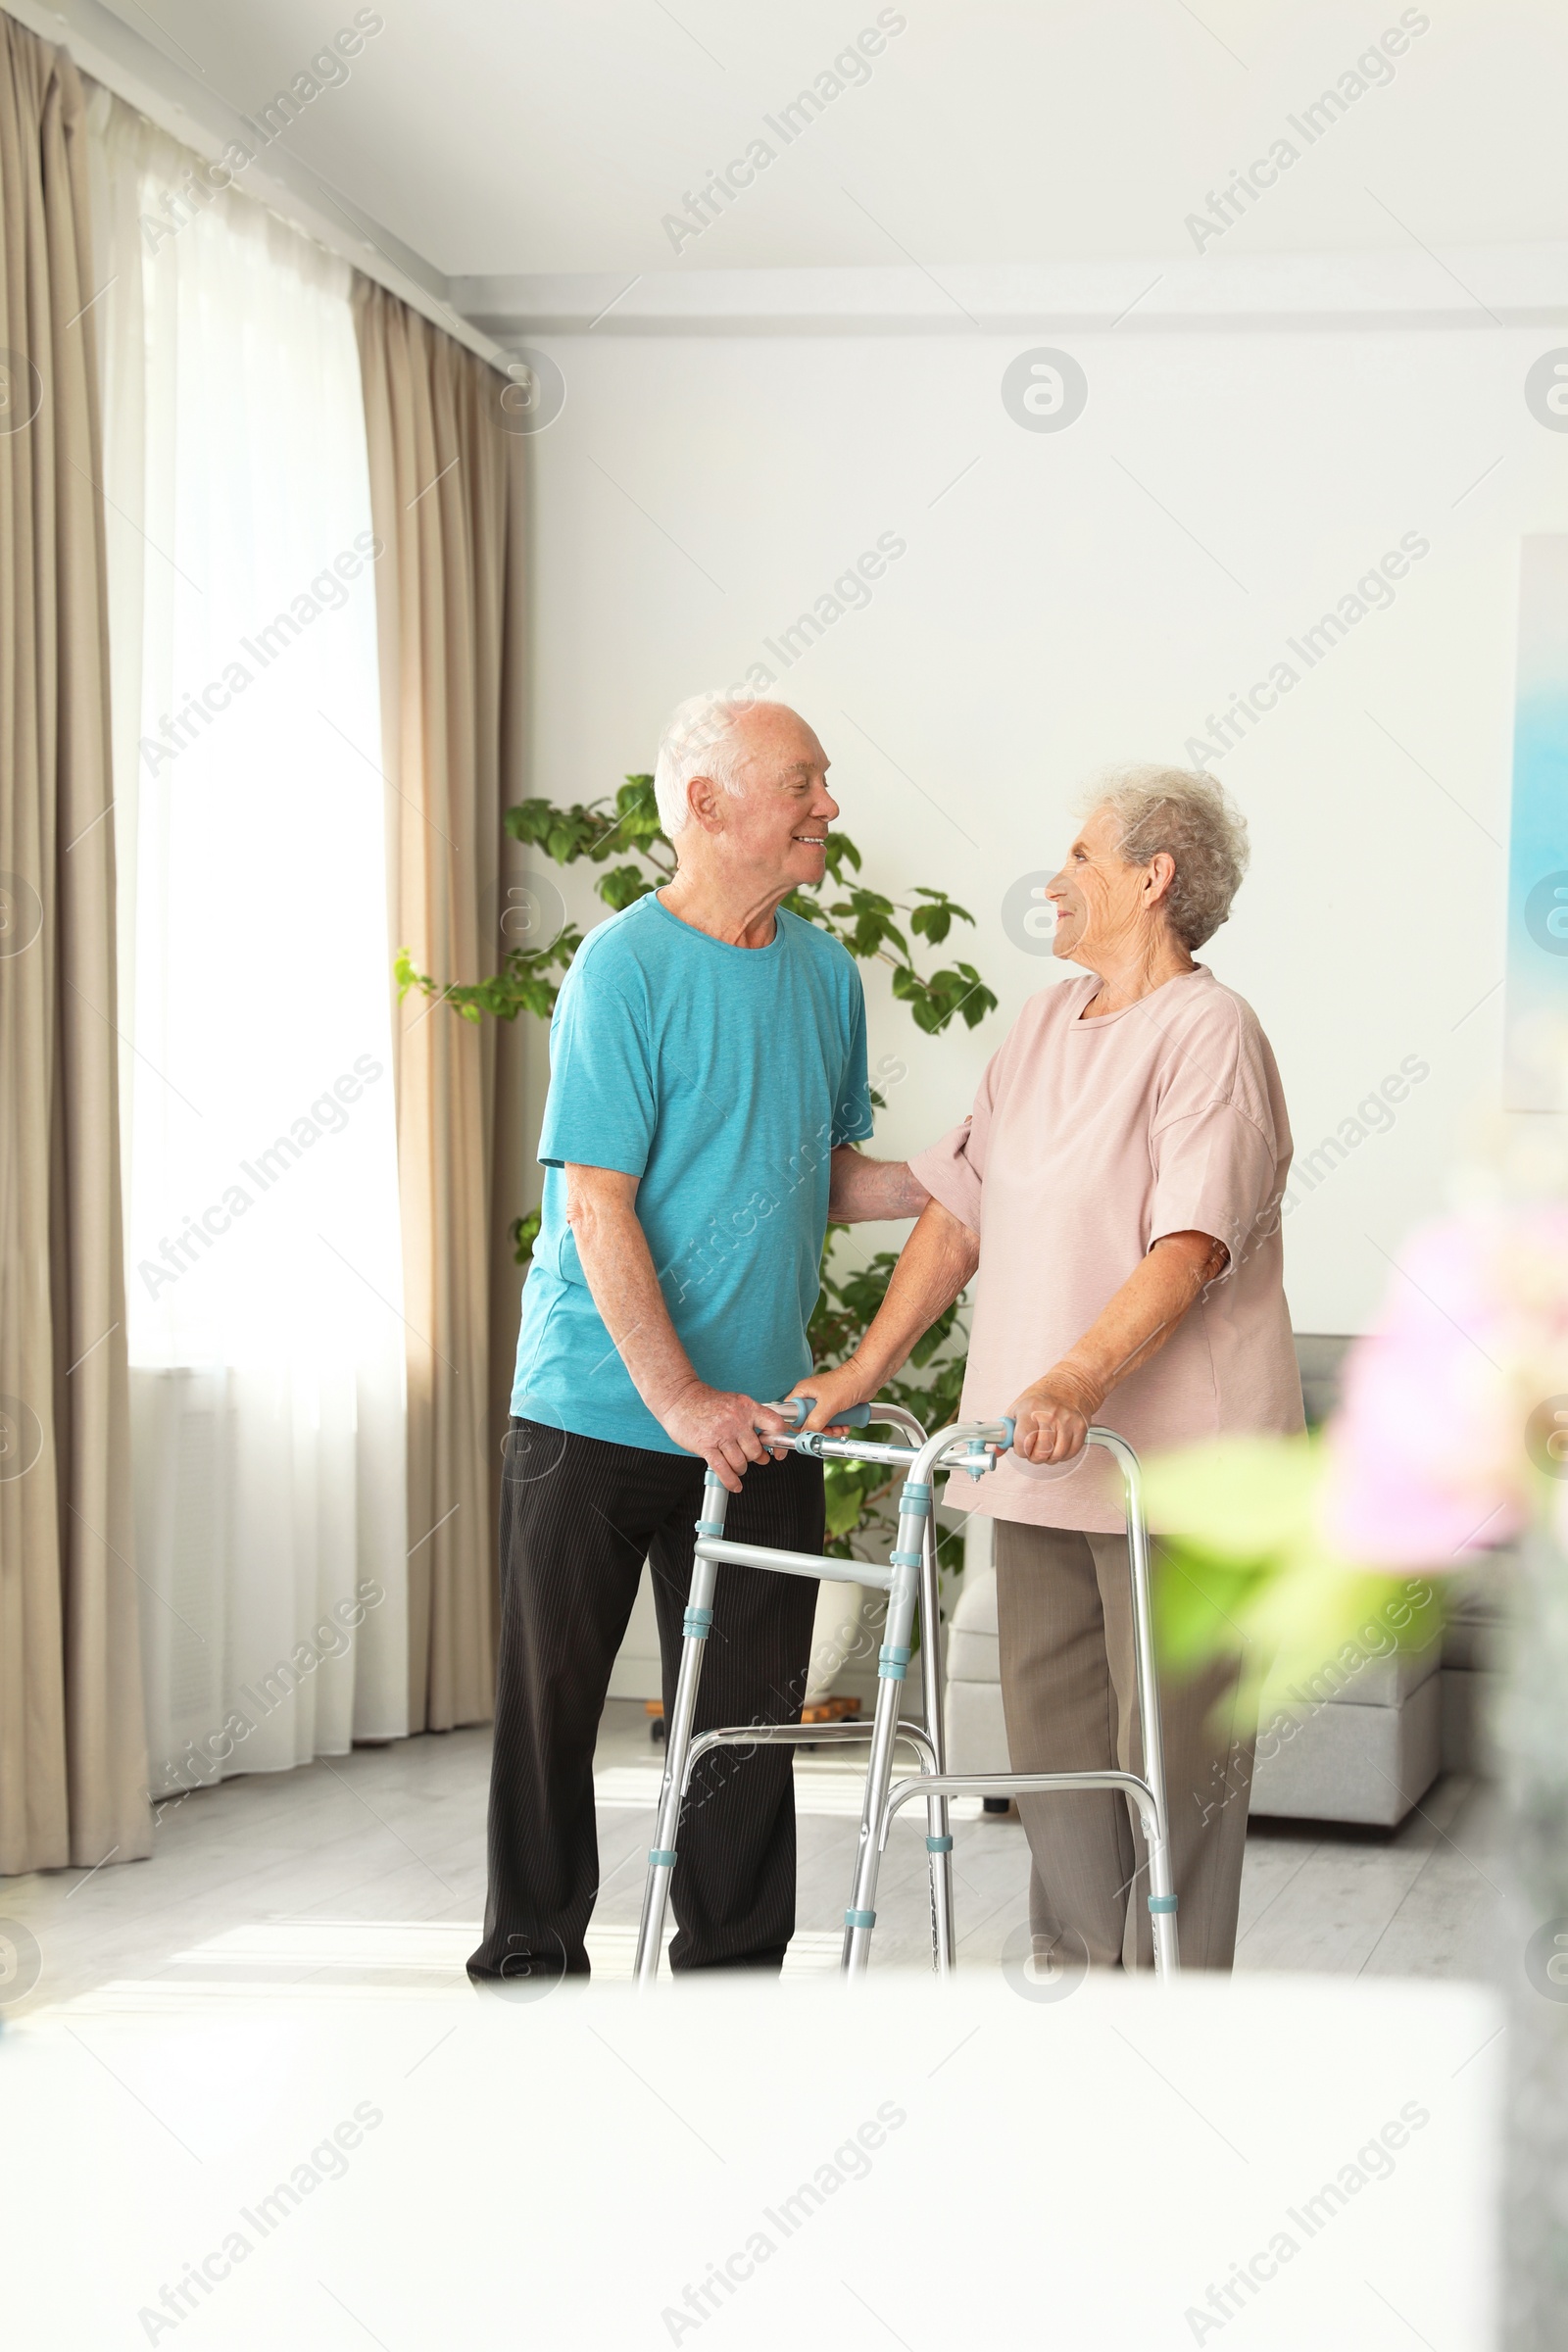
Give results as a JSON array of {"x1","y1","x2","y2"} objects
[
  {"x1": 31, "y1": 0, "x2": 1568, "y2": 339},
  {"x1": 66, "y1": 0, "x2": 1568, "y2": 265}
]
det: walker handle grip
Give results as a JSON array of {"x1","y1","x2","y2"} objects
[
  {"x1": 999, "y1": 1416, "x2": 1016, "y2": 1447},
  {"x1": 775, "y1": 1396, "x2": 873, "y2": 1431}
]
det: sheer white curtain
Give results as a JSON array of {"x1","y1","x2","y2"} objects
[{"x1": 87, "y1": 91, "x2": 409, "y2": 1791}]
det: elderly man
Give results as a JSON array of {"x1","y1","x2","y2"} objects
[{"x1": 468, "y1": 692, "x2": 923, "y2": 1984}]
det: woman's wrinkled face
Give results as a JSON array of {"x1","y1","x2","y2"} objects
[{"x1": 1044, "y1": 806, "x2": 1152, "y2": 967}]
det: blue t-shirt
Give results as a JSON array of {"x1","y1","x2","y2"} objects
[{"x1": 512, "y1": 894, "x2": 873, "y2": 1452}]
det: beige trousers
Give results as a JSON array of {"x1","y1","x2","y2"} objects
[{"x1": 996, "y1": 1519, "x2": 1254, "y2": 1972}]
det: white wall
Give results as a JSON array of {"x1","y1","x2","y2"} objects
[{"x1": 520, "y1": 290, "x2": 1568, "y2": 1333}]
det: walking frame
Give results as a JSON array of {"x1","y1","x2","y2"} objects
[{"x1": 633, "y1": 1400, "x2": 1180, "y2": 1984}]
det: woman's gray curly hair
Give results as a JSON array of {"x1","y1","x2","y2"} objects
[{"x1": 1082, "y1": 765, "x2": 1250, "y2": 952}]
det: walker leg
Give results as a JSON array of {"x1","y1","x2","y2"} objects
[
  {"x1": 634, "y1": 1472, "x2": 727, "y2": 1986},
  {"x1": 1116, "y1": 1443, "x2": 1181, "y2": 1976},
  {"x1": 840, "y1": 1664, "x2": 906, "y2": 1978},
  {"x1": 1138, "y1": 1794, "x2": 1181, "y2": 1979},
  {"x1": 842, "y1": 1477, "x2": 930, "y2": 1979},
  {"x1": 917, "y1": 1514, "x2": 955, "y2": 1980}
]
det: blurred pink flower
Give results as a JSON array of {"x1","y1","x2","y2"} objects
[{"x1": 1316, "y1": 1211, "x2": 1553, "y2": 1568}]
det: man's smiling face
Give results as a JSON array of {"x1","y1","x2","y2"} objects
[{"x1": 705, "y1": 703, "x2": 839, "y2": 892}]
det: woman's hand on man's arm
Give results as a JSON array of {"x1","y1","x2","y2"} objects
[
  {"x1": 827, "y1": 1145, "x2": 930, "y2": 1223},
  {"x1": 1009, "y1": 1229, "x2": 1228, "y2": 1465},
  {"x1": 787, "y1": 1197, "x2": 979, "y2": 1433}
]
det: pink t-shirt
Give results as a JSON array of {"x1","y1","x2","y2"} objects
[{"x1": 909, "y1": 964, "x2": 1304, "y2": 1533}]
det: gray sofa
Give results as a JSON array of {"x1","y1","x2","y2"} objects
[{"x1": 943, "y1": 1335, "x2": 1509, "y2": 1829}]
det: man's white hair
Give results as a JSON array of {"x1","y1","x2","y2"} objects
[{"x1": 654, "y1": 689, "x2": 780, "y2": 838}]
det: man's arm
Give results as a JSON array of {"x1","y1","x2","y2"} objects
[
  {"x1": 787, "y1": 1198, "x2": 980, "y2": 1430},
  {"x1": 827, "y1": 1144, "x2": 930, "y2": 1223},
  {"x1": 564, "y1": 1164, "x2": 786, "y2": 1491},
  {"x1": 1009, "y1": 1230, "x2": 1229, "y2": 1462}
]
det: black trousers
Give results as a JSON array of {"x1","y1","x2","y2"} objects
[{"x1": 467, "y1": 1419, "x2": 823, "y2": 1980}]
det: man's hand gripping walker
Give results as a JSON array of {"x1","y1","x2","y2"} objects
[{"x1": 633, "y1": 1402, "x2": 1180, "y2": 1984}]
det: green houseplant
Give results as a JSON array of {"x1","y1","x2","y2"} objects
[{"x1": 397, "y1": 773, "x2": 997, "y2": 1566}]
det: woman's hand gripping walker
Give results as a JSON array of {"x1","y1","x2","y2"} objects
[{"x1": 633, "y1": 1404, "x2": 1180, "y2": 1984}]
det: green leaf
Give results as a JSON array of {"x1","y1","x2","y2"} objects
[
  {"x1": 913, "y1": 888, "x2": 974, "y2": 923},
  {"x1": 829, "y1": 891, "x2": 908, "y2": 960},
  {"x1": 1154, "y1": 1548, "x2": 1273, "y2": 1672},
  {"x1": 823, "y1": 1458, "x2": 889, "y2": 1540},
  {"x1": 893, "y1": 962, "x2": 997, "y2": 1035},
  {"x1": 1140, "y1": 1434, "x2": 1451, "y2": 1708},
  {"x1": 503, "y1": 798, "x2": 563, "y2": 848},
  {"x1": 1142, "y1": 1435, "x2": 1323, "y2": 1560},
  {"x1": 598, "y1": 863, "x2": 657, "y2": 911},
  {"x1": 594, "y1": 775, "x2": 664, "y2": 858}
]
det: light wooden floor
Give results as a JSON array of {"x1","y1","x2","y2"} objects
[{"x1": 3, "y1": 1701, "x2": 1505, "y2": 2017}]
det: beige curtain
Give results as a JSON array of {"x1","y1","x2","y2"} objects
[
  {"x1": 0, "y1": 19, "x2": 149, "y2": 1873},
  {"x1": 352, "y1": 278, "x2": 528, "y2": 1733}
]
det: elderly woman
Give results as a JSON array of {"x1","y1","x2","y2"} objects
[{"x1": 797, "y1": 767, "x2": 1303, "y2": 1972}]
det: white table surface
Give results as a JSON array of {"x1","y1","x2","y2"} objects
[{"x1": 5, "y1": 1967, "x2": 1500, "y2": 2349}]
